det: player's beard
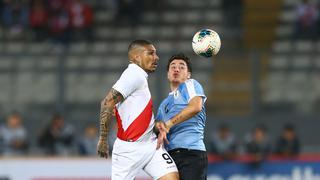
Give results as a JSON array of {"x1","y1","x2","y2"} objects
[
  {"x1": 146, "y1": 68, "x2": 155, "y2": 73},
  {"x1": 146, "y1": 63, "x2": 157, "y2": 73}
]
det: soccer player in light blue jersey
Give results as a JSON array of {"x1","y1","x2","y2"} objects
[{"x1": 155, "y1": 53, "x2": 208, "y2": 180}]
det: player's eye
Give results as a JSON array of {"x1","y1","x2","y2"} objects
[{"x1": 148, "y1": 51, "x2": 155, "y2": 55}]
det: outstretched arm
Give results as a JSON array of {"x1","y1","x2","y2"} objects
[
  {"x1": 155, "y1": 96, "x2": 203, "y2": 148},
  {"x1": 166, "y1": 96, "x2": 203, "y2": 130},
  {"x1": 97, "y1": 88, "x2": 124, "y2": 159}
]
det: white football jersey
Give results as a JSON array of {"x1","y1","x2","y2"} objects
[{"x1": 112, "y1": 63, "x2": 155, "y2": 142}]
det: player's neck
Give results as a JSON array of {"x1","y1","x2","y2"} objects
[{"x1": 170, "y1": 82, "x2": 180, "y2": 92}]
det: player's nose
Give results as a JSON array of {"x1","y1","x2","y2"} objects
[{"x1": 154, "y1": 54, "x2": 159, "y2": 61}]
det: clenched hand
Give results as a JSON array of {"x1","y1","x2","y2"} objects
[{"x1": 97, "y1": 138, "x2": 109, "y2": 159}]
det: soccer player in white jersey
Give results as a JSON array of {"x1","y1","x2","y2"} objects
[
  {"x1": 97, "y1": 40, "x2": 179, "y2": 180},
  {"x1": 155, "y1": 53, "x2": 208, "y2": 180}
]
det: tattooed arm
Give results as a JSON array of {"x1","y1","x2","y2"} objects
[
  {"x1": 165, "y1": 96, "x2": 203, "y2": 131},
  {"x1": 97, "y1": 88, "x2": 124, "y2": 159}
]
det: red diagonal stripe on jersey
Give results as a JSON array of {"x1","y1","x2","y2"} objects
[
  {"x1": 115, "y1": 99, "x2": 153, "y2": 141},
  {"x1": 115, "y1": 108, "x2": 125, "y2": 140}
]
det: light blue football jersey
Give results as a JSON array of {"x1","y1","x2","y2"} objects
[{"x1": 156, "y1": 79, "x2": 207, "y2": 151}]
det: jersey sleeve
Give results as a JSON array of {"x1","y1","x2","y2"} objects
[
  {"x1": 184, "y1": 79, "x2": 207, "y2": 103},
  {"x1": 112, "y1": 68, "x2": 144, "y2": 99}
]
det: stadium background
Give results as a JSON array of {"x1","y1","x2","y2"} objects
[{"x1": 1, "y1": 0, "x2": 320, "y2": 179}]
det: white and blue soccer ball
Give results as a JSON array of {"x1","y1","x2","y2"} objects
[{"x1": 192, "y1": 29, "x2": 221, "y2": 58}]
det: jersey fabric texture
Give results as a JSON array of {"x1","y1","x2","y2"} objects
[
  {"x1": 113, "y1": 63, "x2": 155, "y2": 142},
  {"x1": 156, "y1": 79, "x2": 207, "y2": 151}
]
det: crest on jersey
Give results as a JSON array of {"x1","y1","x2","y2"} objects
[{"x1": 173, "y1": 90, "x2": 180, "y2": 99}]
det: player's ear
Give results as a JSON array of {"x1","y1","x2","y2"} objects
[
  {"x1": 187, "y1": 72, "x2": 191, "y2": 79},
  {"x1": 135, "y1": 54, "x2": 142, "y2": 63},
  {"x1": 128, "y1": 51, "x2": 137, "y2": 63},
  {"x1": 129, "y1": 47, "x2": 142, "y2": 64}
]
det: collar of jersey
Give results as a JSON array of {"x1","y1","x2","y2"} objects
[
  {"x1": 129, "y1": 63, "x2": 148, "y2": 78},
  {"x1": 168, "y1": 79, "x2": 193, "y2": 95},
  {"x1": 169, "y1": 85, "x2": 180, "y2": 95}
]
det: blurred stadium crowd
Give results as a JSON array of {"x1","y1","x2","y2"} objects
[
  {"x1": 0, "y1": 0, "x2": 94, "y2": 42},
  {"x1": 0, "y1": 112, "x2": 117, "y2": 156},
  {"x1": 0, "y1": 111, "x2": 300, "y2": 161},
  {"x1": 0, "y1": 0, "x2": 158, "y2": 42},
  {"x1": 0, "y1": 0, "x2": 319, "y2": 161}
]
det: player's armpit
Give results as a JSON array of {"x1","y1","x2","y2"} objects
[{"x1": 102, "y1": 88, "x2": 124, "y2": 106}]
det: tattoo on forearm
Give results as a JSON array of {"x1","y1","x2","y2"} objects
[
  {"x1": 99, "y1": 106, "x2": 113, "y2": 139},
  {"x1": 171, "y1": 116, "x2": 181, "y2": 125},
  {"x1": 99, "y1": 89, "x2": 124, "y2": 140}
]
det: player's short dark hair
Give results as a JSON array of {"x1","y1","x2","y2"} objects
[
  {"x1": 167, "y1": 53, "x2": 192, "y2": 73},
  {"x1": 128, "y1": 39, "x2": 153, "y2": 52}
]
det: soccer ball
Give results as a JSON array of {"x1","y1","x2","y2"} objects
[{"x1": 192, "y1": 29, "x2": 221, "y2": 58}]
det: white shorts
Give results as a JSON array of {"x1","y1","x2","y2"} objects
[{"x1": 112, "y1": 138, "x2": 178, "y2": 180}]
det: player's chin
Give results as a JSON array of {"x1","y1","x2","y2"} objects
[
  {"x1": 172, "y1": 78, "x2": 183, "y2": 84},
  {"x1": 148, "y1": 67, "x2": 156, "y2": 73}
]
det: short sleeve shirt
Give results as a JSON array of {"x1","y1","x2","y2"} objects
[{"x1": 113, "y1": 64, "x2": 155, "y2": 142}]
